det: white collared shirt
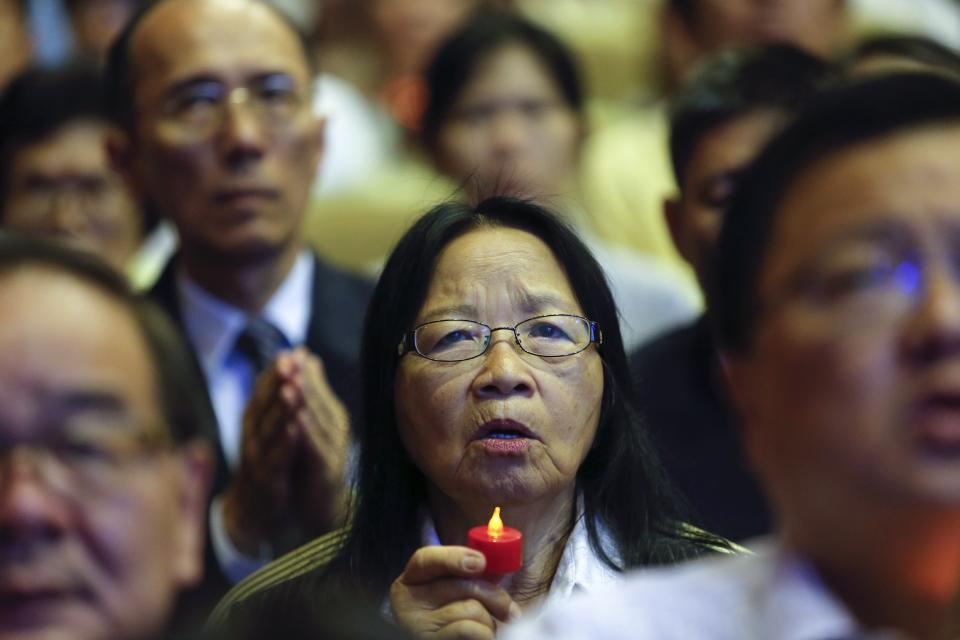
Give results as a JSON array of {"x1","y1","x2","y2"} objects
[
  {"x1": 502, "y1": 537, "x2": 902, "y2": 640},
  {"x1": 177, "y1": 250, "x2": 314, "y2": 469}
]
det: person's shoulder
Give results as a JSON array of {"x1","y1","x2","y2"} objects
[
  {"x1": 629, "y1": 318, "x2": 703, "y2": 368},
  {"x1": 207, "y1": 528, "x2": 349, "y2": 627},
  {"x1": 505, "y1": 539, "x2": 774, "y2": 640},
  {"x1": 311, "y1": 254, "x2": 375, "y2": 298}
]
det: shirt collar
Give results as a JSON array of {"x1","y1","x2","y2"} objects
[
  {"x1": 759, "y1": 542, "x2": 862, "y2": 640},
  {"x1": 176, "y1": 251, "x2": 314, "y2": 375}
]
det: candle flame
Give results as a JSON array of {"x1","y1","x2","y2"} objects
[{"x1": 487, "y1": 506, "x2": 504, "y2": 539}]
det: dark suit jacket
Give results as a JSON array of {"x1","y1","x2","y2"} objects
[
  {"x1": 149, "y1": 252, "x2": 373, "y2": 633},
  {"x1": 629, "y1": 315, "x2": 771, "y2": 542}
]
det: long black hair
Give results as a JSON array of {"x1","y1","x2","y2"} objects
[{"x1": 320, "y1": 197, "x2": 712, "y2": 601}]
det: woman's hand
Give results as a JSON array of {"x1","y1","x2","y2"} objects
[{"x1": 390, "y1": 546, "x2": 521, "y2": 639}]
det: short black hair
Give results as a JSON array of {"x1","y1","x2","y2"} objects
[
  {"x1": 669, "y1": 44, "x2": 834, "y2": 187},
  {"x1": 0, "y1": 65, "x2": 111, "y2": 213},
  {"x1": 669, "y1": 0, "x2": 848, "y2": 31},
  {"x1": 0, "y1": 232, "x2": 209, "y2": 444},
  {"x1": 710, "y1": 73, "x2": 960, "y2": 354},
  {"x1": 421, "y1": 8, "x2": 583, "y2": 151},
  {"x1": 845, "y1": 33, "x2": 960, "y2": 77},
  {"x1": 104, "y1": 0, "x2": 315, "y2": 132}
]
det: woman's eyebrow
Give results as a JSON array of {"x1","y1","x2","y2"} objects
[
  {"x1": 419, "y1": 304, "x2": 478, "y2": 323},
  {"x1": 516, "y1": 291, "x2": 573, "y2": 314}
]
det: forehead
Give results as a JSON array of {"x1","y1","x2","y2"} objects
[
  {"x1": 419, "y1": 226, "x2": 581, "y2": 321},
  {"x1": 762, "y1": 123, "x2": 960, "y2": 285},
  {"x1": 0, "y1": 268, "x2": 157, "y2": 428},
  {"x1": 684, "y1": 110, "x2": 785, "y2": 189},
  {"x1": 130, "y1": 0, "x2": 310, "y2": 102},
  {"x1": 456, "y1": 43, "x2": 565, "y2": 103},
  {"x1": 11, "y1": 121, "x2": 112, "y2": 175}
]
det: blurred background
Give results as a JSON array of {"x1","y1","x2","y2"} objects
[{"x1": 4, "y1": 0, "x2": 959, "y2": 289}]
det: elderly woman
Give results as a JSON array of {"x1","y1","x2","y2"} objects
[
  {"x1": 211, "y1": 197, "x2": 725, "y2": 636},
  {"x1": 419, "y1": 9, "x2": 699, "y2": 350}
]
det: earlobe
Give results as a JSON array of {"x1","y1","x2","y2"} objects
[
  {"x1": 719, "y1": 353, "x2": 766, "y2": 472},
  {"x1": 311, "y1": 116, "x2": 326, "y2": 171},
  {"x1": 664, "y1": 197, "x2": 691, "y2": 262},
  {"x1": 172, "y1": 439, "x2": 214, "y2": 587},
  {"x1": 105, "y1": 128, "x2": 143, "y2": 199}
]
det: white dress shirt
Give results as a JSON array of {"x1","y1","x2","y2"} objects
[
  {"x1": 176, "y1": 251, "x2": 314, "y2": 582},
  {"x1": 177, "y1": 251, "x2": 313, "y2": 470},
  {"x1": 503, "y1": 537, "x2": 904, "y2": 640}
]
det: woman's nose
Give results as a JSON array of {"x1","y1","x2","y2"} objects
[{"x1": 472, "y1": 333, "x2": 534, "y2": 399}]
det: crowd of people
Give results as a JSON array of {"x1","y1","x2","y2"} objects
[{"x1": 1, "y1": 1, "x2": 960, "y2": 639}]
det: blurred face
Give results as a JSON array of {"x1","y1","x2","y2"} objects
[
  {"x1": 3, "y1": 121, "x2": 143, "y2": 272},
  {"x1": 0, "y1": 268, "x2": 207, "y2": 640},
  {"x1": 729, "y1": 125, "x2": 960, "y2": 539},
  {"x1": 670, "y1": 109, "x2": 785, "y2": 289},
  {"x1": 435, "y1": 44, "x2": 582, "y2": 199},
  {"x1": 395, "y1": 227, "x2": 603, "y2": 511},
  {"x1": 126, "y1": 0, "x2": 323, "y2": 265},
  {"x1": 688, "y1": 0, "x2": 845, "y2": 58},
  {"x1": 370, "y1": 0, "x2": 479, "y2": 76},
  {"x1": 68, "y1": 0, "x2": 139, "y2": 60}
]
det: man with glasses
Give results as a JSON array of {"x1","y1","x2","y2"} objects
[
  {"x1": 104, "y1": 0, "x2": 373, "y2": 590},
  {"x1": 0, "y1": 235, "x2": 211, "y2": 640},
  {"x1": 508, "y1": 73, "x2": 960, "y2": 639},
  {"x1": 0, "y1": 66, "x2": 144, "y2": 275}
]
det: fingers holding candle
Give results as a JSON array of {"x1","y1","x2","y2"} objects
[{"x1": 390, "y1": 545, "x2": 520, "y2": 637}]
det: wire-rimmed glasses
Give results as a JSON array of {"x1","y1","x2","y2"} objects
[
  {"x1": 398, "y1": 314, "x2": 602, "y2": 362},
  {"x1": 159, "y1": 75, "x2": 309, "y2": 138}
]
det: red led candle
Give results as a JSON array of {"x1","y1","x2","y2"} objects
[{"x1": 468, "y1": 507, "x2": 523, "y2": 576}]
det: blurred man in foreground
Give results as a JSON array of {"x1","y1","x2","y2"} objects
[
  {"x1": 510, "y1": 73, "x2": 960, "y2": 640},
  {"x1": 0, "y1": 235, "x2": 211, "y2": 640}
]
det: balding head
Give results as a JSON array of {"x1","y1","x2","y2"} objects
[{"x1": 105, "y1": 0, "x2": 313, "y2": 132}]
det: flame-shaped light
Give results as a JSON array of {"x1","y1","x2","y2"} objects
[{"x1": 487, "y1": 506, "x2": 504, "y2": 539}]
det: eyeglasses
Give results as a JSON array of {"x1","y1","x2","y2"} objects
[
  {"x1": 0, "y1": 414, "x2": 172, "y2": 495},
  {"x1": 451, "y1": 98, "x2": 567, "y2": 129},
  {"x1": 398, "y1": 314, "x2": 602, "y2": 362},
  {"x1": 10, "y1": 176, "x2": 133, "y2": 237},
  {"x1": 159, "y1": 75, "x2": 308, "y2": 138},
  {"x1": 764, "y1": 235, "x2": 939, "y2": 331}
]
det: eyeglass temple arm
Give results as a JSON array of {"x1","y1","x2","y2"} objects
[{"x1": 590, "y1": 322, "x2": 603, "y2": 345}]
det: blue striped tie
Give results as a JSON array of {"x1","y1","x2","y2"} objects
[{"x1": 234, "y1": 317, "x2": 290, "y2": 374}]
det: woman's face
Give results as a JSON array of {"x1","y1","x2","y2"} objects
[
  {"x1": 395, "y1": 227, "x2": 603, "y2": 511},
  {"x1": 435, "y1": 44, "x2": 583, "y2": 198}
]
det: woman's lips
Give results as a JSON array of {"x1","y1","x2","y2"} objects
[{"x1": 472, "y1": 419, "x2": 536, "y2": 456}]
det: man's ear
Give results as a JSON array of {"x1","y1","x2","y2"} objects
[
  {"x1": 658, "y1": 4, "x2": 703, "y2": 92},
  {"x1": 171, "y1": 439, "x2": 214, "y2": 588},
  {"x1": 310, "y1": 115, "x2": 326, "y2": 177},
  {"x1": 664, "y1": 196, "x2": 692, "y2": 262},
  {"x1": 719, "y1": 352, "x2": 767, "y2": 476},
  {"x1": 105, "y1": 128, "x2": 144, "y2": 200}
]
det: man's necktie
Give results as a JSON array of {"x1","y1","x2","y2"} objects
[{"x1": 234, "y1": 317, "x2": 290, "y2": 374}]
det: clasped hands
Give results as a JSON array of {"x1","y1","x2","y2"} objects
[{"x1": 223, "y1": 346, "x2": 351, "y2": 556}]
